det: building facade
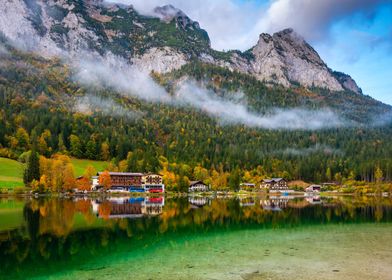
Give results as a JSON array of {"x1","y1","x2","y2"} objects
[
  {"x1": 142, "y1": 174, "x2": 165, "y2": 193},
  {"x1": 189, "y1": 181, "x2": 209, "y2": 192},
  {"x1": 261, "y1": 178, "x2": 288, "y2": 192},
  {"x1": 240, "y1": 183, "x2": 256, "y2": 191},
  {"x1": 95, "y1": 172, "x2": 164, "y2": 193},
  {"x1": 306, "y1": 185, "x2": 321, "y2": 192}
]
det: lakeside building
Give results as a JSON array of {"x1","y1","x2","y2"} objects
[
  {"x1": 189, "y1": 181, "x2": 209, "y2": 192},
  {"x1": 306, "y1": 185, "x2": 322, "y2": 193},
  {"x1": 261, "y1": 178, "x2": 289, "y2": 192},
  {"x1": 93, "y1": 172, "x2": 165, "y2": 193},
  {"x1": 142, "y1": 173, "x2": 165, "y2": 193},
  {"x1": 240, "y1": 183, "x2": 256, "y2": 191}
]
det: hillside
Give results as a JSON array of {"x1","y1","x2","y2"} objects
[
  {"x1": 0, "y1": 158, "x2": 24, "y2": 188},
  {"x1": 0, "y1": 1, "x2": 392, "y2": 184},
  {"x1": 0, "y1": 43, "x2": 392, "y2": 183}
]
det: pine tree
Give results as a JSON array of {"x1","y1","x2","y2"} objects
[
  {"x1": 23, "y1": 147, "x2": 40, "y2": 186},
  {"x1": 228, "y1": 167, "x2": 241, "y2": 192}
]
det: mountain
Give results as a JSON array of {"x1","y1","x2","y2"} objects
[
  {"x1": 1, "y1": 0, "x2": 392, "y2": 183},
  {"x1": 1, "y1": 0, "x2": 361, "y2": 93}
]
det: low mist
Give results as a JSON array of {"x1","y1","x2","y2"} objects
[
  {"x1": 277, "y1": 144, "x2": 343, "y2": 156},
  {"x1": 74, "y1": 94, "x2": 143, "y2": 120},
  {"x1": 72, "y1": 54, "x2": 346, "y2": 130}
]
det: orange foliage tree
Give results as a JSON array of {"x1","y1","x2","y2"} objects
[{"x1": 99, "y1": 171, "x2": 112, "y2": 190}]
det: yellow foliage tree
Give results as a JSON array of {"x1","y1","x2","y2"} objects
[{"x1": 99, "y1": 171, "x2": 112, "y2": 190}]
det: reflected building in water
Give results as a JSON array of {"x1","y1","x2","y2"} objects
[
  {"x1": 306, "y1": 196, "x2": 322, "y2": 204},
  {"x1": 92, "y1": 196, "x2": 165, "y2": 219},
  {"x1": 189, "y1": 196, "x2": 211, "y2": 208},
  {"x1": 261, "y1": 196, "x2": 295, "y2": 211},
  {"x1": 239, "y1": 196, "x2": 256, "y2": 207}
]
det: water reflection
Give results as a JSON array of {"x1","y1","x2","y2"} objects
[
  {"x1": 91, "y1": 197, "x2": 165, "y2": 219},
  {"x1": 0, "y1": 195, "x2": 391, "y2": 279},
  {"x1": 189, "y1": 196, "x2": 211, "y2": 208}
]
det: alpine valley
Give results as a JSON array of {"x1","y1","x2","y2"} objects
[{"x1": 1, "y1": 0, "x2": 392, "y2": 186}]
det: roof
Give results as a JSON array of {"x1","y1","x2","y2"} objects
[
  {"x1": 143, "y1": 173, "x2": 163, "y2": 176},
  {"x1": 189, "y1": 181, "x2": 207, "y2": 186},
  {"x1": 97, "y1": 172, "x2": 144, "y2": 176},
  {"x1": 240, "y1": 183, "x2": 256, "y2": 186},
  {"x1": 263, "y1": 178, "x2": 285, "y2": 183}
]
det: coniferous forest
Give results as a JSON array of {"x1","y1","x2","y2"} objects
[{"x1": 1, "y1": 43, "x2": 392, "y2": 187}]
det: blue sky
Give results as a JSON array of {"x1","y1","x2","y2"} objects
[
  {"x1": 111, "y1": 0, "x2": 392, "y2": 104},
  {"x1": 311, "y1": 2, "x2": 392, "y2": 105}
]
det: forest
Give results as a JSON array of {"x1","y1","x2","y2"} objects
[{"x1": 1, "y1": 44, "x2": 392, "y2": 190}]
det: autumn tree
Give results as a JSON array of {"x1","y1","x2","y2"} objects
[
  {"x1": 100, "y1": 142, "x2": 110, "y2": 161},
  {"x1": 375, "y1": 167, "x2": 383, "y2": 183},
  {"x1": 70, "y1": 134, "x2": 83, "y2": 158},
  {"x1": 63, "y1": 163, "x2": 76, "y2": 191},
  {"x1": 84, "y1": 165, "x2": 97, "y2": 180},
  {"x1": 15, "y1": 127, "x2": 30, "y2": 150},
  {"x1": 76, "y1": 177, "x2": 91, "y2": 191},
  {"x1": 99, "y1": 171, "x2": 112, "y2": 190}
]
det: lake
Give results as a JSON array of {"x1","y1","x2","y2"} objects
[{"x1": 0, "y1": 195, "x2": 391, "y2": 280}]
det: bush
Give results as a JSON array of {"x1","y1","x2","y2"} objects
[
  {"x1": 0, "y1": 188, "x2": 8, "y2": 195},
  {"x1": 13, "y1": 187, "x2": 26, "y2": 195}
]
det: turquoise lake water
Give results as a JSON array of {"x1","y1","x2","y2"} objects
[{"x1": 0, "y1": 195, "x2": 391, "y2": 279}]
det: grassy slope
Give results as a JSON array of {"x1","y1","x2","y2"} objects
[
  {"x1": 0, "y1": 157, "x2": 107, "y2": 188},
  {"x1": 0, "y1": 158, "x2": 24, "y2": 188},
  {"x1": 70, "y1": 158, "x2": 108, "y2": 177}
]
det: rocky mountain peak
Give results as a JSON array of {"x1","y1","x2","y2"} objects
[
  {"x1": 0, "y1": 0, "x2": 361, "y2": 94},
  {"x1": 153, "y1": 5, "x2": 200, "y2": 30},
  {"x1": 247, "y1": 28, "x2": 362, "y2": 93}
]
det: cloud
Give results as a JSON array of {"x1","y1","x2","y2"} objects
[
  {"x1": 175, "y1": 81, "x2": 346, "y2": 130},
  {"x1": 105, "y1": 0, "x2": 391, "y2": 50},
  {"x1": 104, "y1": 0, "x2": 262, "y2": 50},
  {"x1": 370, "y1": 111, "x2": 392, "y2": 126},
  {"x1": 254, "y1": 0, "x2": 390, "y2": 42},
  {"x1": 277, "y1": 144, "x2": 343, "y2": 156},
  {"x1": 71, "y1": 53, "x2": 346, "y2": 130},
  {"x1": 0, "y1": 44, "x2": 9, "y2": 57},
  {"x1": 74, "y1": 94, "x2": 143, "y2": 120},
  {"x1": 72, "y1": 52, "x2": 171, "y2": 103}
]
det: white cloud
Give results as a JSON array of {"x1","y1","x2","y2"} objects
[
  {"x1": 175, "y1": 81, "x2": 346, "y2": 130},
  {"x1": 73, "y1": 54, "x2": 347, "y2": 130},
  {"x1": 105, "y1": 0, "x2": 390, "y2": 50},
  {"x1": 74, "y1": 95, "x2": 143, "y2": 119},
  {"x1": 73, "y1": 52, "x2": 171, "y2": 103}
]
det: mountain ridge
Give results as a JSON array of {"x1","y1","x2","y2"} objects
[{"x1": 0, "y1": 0, "x2": 362, "y2": 94}]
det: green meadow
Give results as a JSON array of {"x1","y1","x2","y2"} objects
[
  {"x1": 0, "y1": 157, "x2": 108, "y2": 188},
  {"x1": 70, "y1": 158, "x2": 108, "y2": 177},
  {"x1": 0, "y1": 158, "x2": 24, "y2": 188}
]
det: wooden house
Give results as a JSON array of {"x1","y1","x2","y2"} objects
[
  {"x1": 261, "y1": 178, "x2": 288, "y2": 192},
  {"x1": 189, "y1": 181, "x2": 209, "y2": 192},
  {"x1": 240, "y1": 183, "x2": 256, "y2": 191}
]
